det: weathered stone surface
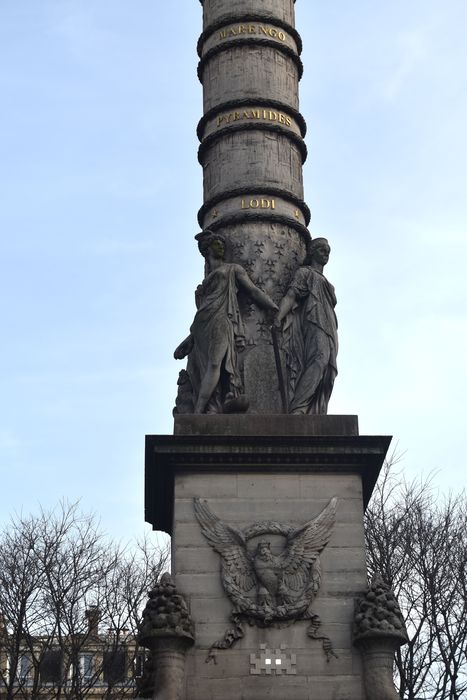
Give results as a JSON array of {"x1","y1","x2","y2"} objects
[
  {"x1": 169, "y1": 467, "x2": 379, "y2": 700},
  {"x1": 175, "y1": 519, "x2": 365, "y2": 549},
  {"x1": 145, "y1": 431, "x2": 390, "y2": 535},
  {"x1": 191, "y1": 496, "x2": 338, "y2": 659},
  {"x1": 353, "y1": 577, "x2": 408, "y2": 644},
  {"x1": 202, "y1": 0, "x2": 296, "y2": 27},
  {"x1": 202, "y1": 131, "x2": 304, "y2": 200},
  {"x1": 143, "y1": 426, "x2": 390, "y2": 699},
  {"x1": 173, "y1": 232, "x2": 277, "y2": 415},
  {"x1": 353, "y1": 578, "x2": 409, "y2": 700},
  {"x1": 174, "y1": 414, "x2": 359, "y2": 436},
  {"x1": 274, "y1": 238, "x2": 338, "y2": 416},
  {"x1": 202, "y1": 45, "x2": 300, "y2": 114}
]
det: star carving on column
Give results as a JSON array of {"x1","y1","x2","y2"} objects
[
  {"x1": 244, "y1": 259, "x2": 257, "y2": 275},
  {"x1": 254, "y1": 275, "x2": 266, "y2": 290},
  {"x1": 274, "y1": 242, "x2": 285, "y2": 257},
  {"x1": 245, "y1": 302, "x2": 256, "y2": 318},
  {"x1": 254, "y1": 241, "x2": 265, "y2": 253},
  {"x1": 256, "y1": 318, "x2": 271, "y2": 340}
]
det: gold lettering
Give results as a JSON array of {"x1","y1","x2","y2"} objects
[
  {"x1": 218, "y1": 108, "x2": 292, "y2": 127},
  {"x1": 219, "y1": 30, "x2": 227, "y2": 40},
  {"x1": 229, "y1": 27, "x2": 238, "y2": 37},
  {"x1": 239, "y1": 25, "x2": 247, "y2": 34},
  {"x1": 253, "y1": 25, "x2": 285, "y2": 41},
  {"x1": 240, "y1": 197, "x2": 276, "y2": 210}
]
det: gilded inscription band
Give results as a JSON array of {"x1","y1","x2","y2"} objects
[
  {"x1": 200, "y1": 22, "x2": 298, "y2": 58},
  {"x1": 196, "y1": 13, "x2": 303, "y2": 58},
  {"x1": 217, "y1": 108, "x2": 292, "y2": 129},
  {"x1": 219, "y1": 24, "x2": 287, "y2": 42},
  {"x1": 199, "y1": 192, "x2": 310, "y2": 231}
]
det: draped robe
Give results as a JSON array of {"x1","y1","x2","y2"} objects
[
  {"x1": 282, "y1": 266, "x2": 338, "y2": 414},
  {"x1": 187, "y1": 263, "x2": 245, "y2": 413}
]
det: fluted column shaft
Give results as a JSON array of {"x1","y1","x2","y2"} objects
[{"x1": 197, "y1": 0, "x2": 309, "y2": 411}]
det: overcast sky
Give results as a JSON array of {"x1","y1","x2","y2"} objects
[{"x1": 0, "y1": 1, "x2": 466, "y2": 544}]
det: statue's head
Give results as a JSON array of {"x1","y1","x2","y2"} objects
[
  {"x1": 304, "y1": 237, "x2": 331, "y2": 266},
  {"x1": 195, "y1": 230, "x2": 226, "y2": 261},
  {"x1": 256, "y1": 540, "x2": 271, "y2": 555}
]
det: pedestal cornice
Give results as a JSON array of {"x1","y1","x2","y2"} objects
[{"x1": 145, "y1": 417, "x2": 391, "y2": 535}]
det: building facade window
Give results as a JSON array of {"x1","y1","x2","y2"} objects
[
  {"x1": 18, "y1": 654, "x2": 32, "y2": 683},
  {"x1": 103, "y1": 648, "x2": 126, "y2": 684},
  {"x1": 134, "y1": 650, "x2": 146, "y2": 679},
  {"x1": 78, "y1": 652, "x2": 93, "y2": 681},
  {"x1": 40, "y1": 649, "x2": 63, "y2": 684}
]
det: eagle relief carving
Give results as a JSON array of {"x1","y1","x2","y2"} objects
[{"x1": 194, "y1": 497, "x2": 338, "y2": 662}]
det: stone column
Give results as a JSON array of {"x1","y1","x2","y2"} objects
[
  {"x1": 196, "y1": 0, "x2": 310, "y2": 412},
  {"x1": 138, "y1": 574, "x2": 195, "y2": 700},
  {"x1": 355, "y1": 638, "x2": 405, "y2": 700}
]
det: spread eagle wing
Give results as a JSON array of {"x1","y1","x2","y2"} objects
[
  {"x1": 279, "y1": 497, "x2": 337, "y2": 596},
  {"x1": 194, "y1": 498, "x2": 256, "y2": 594}
]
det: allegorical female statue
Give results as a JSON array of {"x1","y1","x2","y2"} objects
[
  {"x1": 174, "y1": 231, "x2": 278, "y2": 414},
  {"x1": 274, "y1": 237, "x2": 338, "y2": 414}
]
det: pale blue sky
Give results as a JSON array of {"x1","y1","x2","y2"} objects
[{"x1": 1, "y1": 1, "x2": 466, "y2": 542}]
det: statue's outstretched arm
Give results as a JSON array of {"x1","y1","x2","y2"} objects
[
  {"x1": 275, "y1": 289, "x2": 296, "y2": 325},
  {"x1": 235, "y1": 266, "x2": 278, "y2": 312},
  {"x1": 174, "y1": 334, "x2": 194, "y2": 360}
]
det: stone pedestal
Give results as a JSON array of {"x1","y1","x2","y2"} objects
[{"x1": 145, "y1": 416, "x2": 391, "y2": 700}]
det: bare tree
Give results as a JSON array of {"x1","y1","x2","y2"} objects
[
  {"x1": 365, "y1": 458, "x2": 467, "y2": 700},
  {"x1": 0, "y1": 502, "x2": 169, "y2": 699}
]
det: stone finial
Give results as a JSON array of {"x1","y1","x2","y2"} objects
[
  {"x1": 137, "y1": 574, "x2": 194, "y2": 700},
  {"x1": 353, "y1": 577, "x2": 408, "y2": 700},
  {"x1": 353, "y1": 575, "x2": 408, "y2": 644},
  {"x1": 138, "y1": 573, "x2": 194, "y2": 647}
]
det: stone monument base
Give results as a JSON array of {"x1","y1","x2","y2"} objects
[{"x1": 145, "y1": 416, "x2": 390, "y2": 700}]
